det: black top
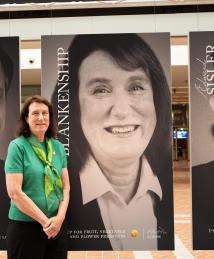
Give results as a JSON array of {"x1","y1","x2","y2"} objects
[{"x1": 192, "y1": 160, "x2": 214, "y2": 250}]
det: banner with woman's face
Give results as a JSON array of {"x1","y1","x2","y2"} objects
[
  {"x1": 0, "y1": 37, "x2": 20, "y2": 249},
  {"x1": 41, "y1": 33, "x2": 174, "y2": 250},
  {"x1": 190, "y1": 31, "x2": 214, "y2": 250}
]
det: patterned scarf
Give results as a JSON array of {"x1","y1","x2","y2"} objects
[{"x1": 28, "y1": 134, "x2": 63, "y2": 211}]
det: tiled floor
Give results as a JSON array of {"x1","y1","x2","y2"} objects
[{"x1": 1, "y1": 160, "x2": 214, "y2": 259}]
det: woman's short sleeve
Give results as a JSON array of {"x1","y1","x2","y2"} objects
[
  {"x1": 4, "y1": 141, "x2": 24, "y2": 173},
  {"x1": 61, "y1": 143, "x2": 67, "y2": 169}
]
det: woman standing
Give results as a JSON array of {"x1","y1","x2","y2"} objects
[{"x1": 5, "y1": 95, "x2": 70, "y2": 259}]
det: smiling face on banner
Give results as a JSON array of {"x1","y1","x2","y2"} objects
[{"x1": 79, "y1": 50, "x2": 157, "y2": 164}]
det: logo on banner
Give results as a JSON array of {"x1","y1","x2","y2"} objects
[{"x1": 195, "y1": 45, "x2": 214, "y2": 98}]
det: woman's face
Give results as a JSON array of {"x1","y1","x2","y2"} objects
[
  {"x1": 0, "y1": 62, "x2": 6, "y2": 133},
  {"x1": 26, "y1": 102, "x2": 50, "y2": 140},
  {"x1": 78, "y1": 50, "x2": 157, "y2": 162}
]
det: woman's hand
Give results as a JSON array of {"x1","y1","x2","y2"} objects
[
  {"x1": 43, "y1": 168, "x2": 70, "y2": 239},
  {"x1": 43, "y1": 216, "x2": 64, "y2": 238}
]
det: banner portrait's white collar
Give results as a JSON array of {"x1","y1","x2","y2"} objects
[{"x1": 80, "y1": 155, "x2": 162, "y2": 205}]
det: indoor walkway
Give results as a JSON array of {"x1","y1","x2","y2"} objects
[{"x1": 1, "y1": 160, "x2": 214, "y2": 259}]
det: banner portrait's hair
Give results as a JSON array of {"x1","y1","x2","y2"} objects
[{"x1": 0, "y1": 47, "x2": 14, "y2": 96}]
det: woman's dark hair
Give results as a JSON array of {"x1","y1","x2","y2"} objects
[
  {"x1": 0, "y1": 47, "x2": 13, "y2": 96},
  {"x1": 16, "y1": 95, "x2": 57, "y2": 138},
  {"x1": 69, "y1": 33, "x2": 172, "y2": 180}
]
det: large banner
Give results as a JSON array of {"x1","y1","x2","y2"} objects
[
  {"x1": 190, "y1": 31, "x2": 214, "y2": 250},
  {"x1": 41, "y1": 33, "x2": 174, "y2": 250},
  {"x1": 0, "y1": 37, "x2": 20, "y2": 250}
]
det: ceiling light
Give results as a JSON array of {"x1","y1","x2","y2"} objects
[
  {"x1": 171, "y1": 45, "x2": 188, "y2": 66},
  {"x1": 20, "y1": 49, "x2": 41, "y2": 69}
]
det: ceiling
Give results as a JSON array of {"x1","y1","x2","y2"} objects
[{"x1": 1, "y1": 0, "x2": 214, "y2": 11}]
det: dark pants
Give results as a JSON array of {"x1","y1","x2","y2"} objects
[{"x1": 7, "y1": 220, "x2": 67, "y2": 259}]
